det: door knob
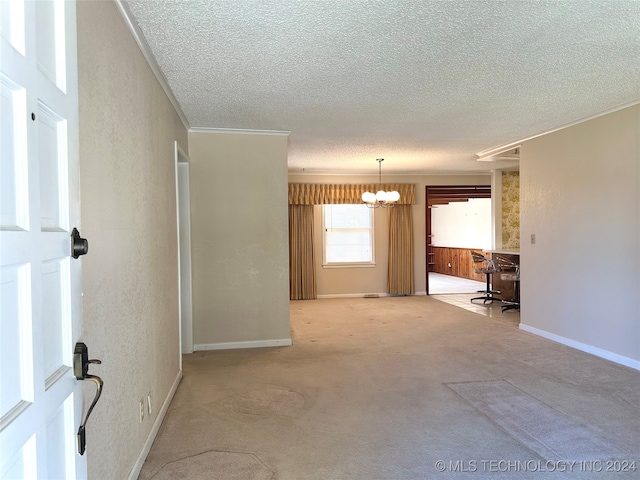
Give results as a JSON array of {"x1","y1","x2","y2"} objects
[
  {"x1": 74, "y1": 342, "x2": 103, "y2": 455},
  {"x1": 71, "y1": 228, "x2": 88, "y2": 258}
]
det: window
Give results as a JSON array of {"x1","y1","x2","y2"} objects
[{"x1": 322, "y1": 204, "x2": 374, "y2": 267}]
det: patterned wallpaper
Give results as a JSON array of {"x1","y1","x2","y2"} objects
[{"x1": 501, "y1": 171, "x2": 520, "y2": 248}]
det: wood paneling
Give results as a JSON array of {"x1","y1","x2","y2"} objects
[{"x1": 432, "y1": 247, "x2": 486, "y2": 282}]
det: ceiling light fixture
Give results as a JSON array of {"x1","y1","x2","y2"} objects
[{"x1": 361, "y1": 158, "x2": 400, "y2": 208}]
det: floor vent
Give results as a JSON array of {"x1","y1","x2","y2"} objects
[{"x1": 364, "y1": 294, "x2": 379, "y2": 298}]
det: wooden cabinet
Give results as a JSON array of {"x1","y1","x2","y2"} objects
[{"x1": 490, "y1": 253, "x2": 519, "y2": 302}]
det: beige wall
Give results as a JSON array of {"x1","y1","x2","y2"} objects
[
  {"x1": 189, "y1": 132, "x2": 291, "y2": 347},
  {"x1": 77, "y1": 2, "x2": 187, "y2": 478},
  {"x1": 289, "y1": 174, "x2": 491, "y2": 295},
  {"x1": 520, "y1": 104, "x2": 640, "y2": 366}
]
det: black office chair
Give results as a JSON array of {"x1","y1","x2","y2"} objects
[
  {"x1": 495, "y1": 255, "x2": 520, "y2": 312},
  {"x1": 470, "y1": 251, "x2": 500, "y2": 304}
]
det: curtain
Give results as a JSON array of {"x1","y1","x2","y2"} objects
[
  {"x1": 288, "y1": 183, "x2": 416, "y2": 299},
  {"x1": 289, "y1": 204, "x2": 316, "y2": 300},
  {"x1": 387, "y1": 204, "x2": 415, "y2": 295},
  {"x1": 289, "y1": 183, "x2": 415, "y2": 205}
]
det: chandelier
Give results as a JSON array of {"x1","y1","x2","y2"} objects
[{"x1": 361, "y1": 158, "x2": 400, "y2": 208}]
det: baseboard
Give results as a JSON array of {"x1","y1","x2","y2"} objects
[
  {"x1": 316, "y1": 293, "x2": 388, "y2": 299},
  {"x1": 316, "y1": 293, "x2": 425, "y2": 299},
  {"x1": 193, "y1": 338, "x2": 292, "y2": 351},
  {"x1": 127, "y1": 370, "x2": 183, "y2": 480},
  {"x1": 519, "y1": 324, "x2": 640, "y2": 371}
]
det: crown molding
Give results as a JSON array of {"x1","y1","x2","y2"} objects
[
  {"x1": 114, "y1": 0, "x2": 190, "y2": 131},
  {"x1": 287, "y1": 170, "x2": 495, "y2": 177},
  {"x1": 189, "y1": 127, "x2": 290, "y2": 136},
  {"x1": 476, "y1": 99, "x2": 640, "y2": 159},
  {"x1": 476, "y1": 146, "x2": 521, "y2": 162}
]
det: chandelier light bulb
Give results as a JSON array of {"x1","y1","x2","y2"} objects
[
  {"x1": 362, "y1": 158, "x2": 400, "y2": 208},
  {"x1": 361, "y1": 192, "x2": 376, "y2": 203}
]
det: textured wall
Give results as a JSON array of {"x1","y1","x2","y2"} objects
[
  {"x1": 501, "y1": 171, "x2": 520, "y2": 248},
  {"x1": 520, "y1": 104, "x2": 639, "y2": 363},
  {"x1": 288, "y1": 174, "x2": 491, "y2": 295},
  {"x1": 77, "y1": 2, "x2": 187, "y2": 478},
  {"x1": 189, "y1": 131, "x2": 291, "y2": 347}
]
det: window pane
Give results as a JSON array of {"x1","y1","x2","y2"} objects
[
  {"x1": 323, "y1": 205, "x2": 373, "y2": 264},
  {"x1": 325, "y1": 231, "x2": 370, "y2": 246},
  {"x1": 324, "y1": 204, "x2": 371, "y2": 229},
  {"x1": 326, "y1": 245, "x2": 371, "y2": 263}
]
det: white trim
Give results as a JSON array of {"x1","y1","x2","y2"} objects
[
  {"x1": 475, "y1": 99, "x2": 640, "y2": 159},
  {"x1": 174, "y1": 142, "x2": 193, "y2": 360},
  {"x1": 114, "y1": 0, "x2": 190, "y2": 130},
  {"x1": 316, "y1": 293, "x2": 394, "y2": 299},
  {"x1": 194, "y1": 338, "x2": 292, "y2": 351},
  {"x1": 321, "y1": 263, "x2": 377, "y2": 269},
  {"x1": 173, "y1": 145, "x2": 182, "y2": 367},
  {"x1": 127, "y1": 370, "x2": 183, "y2": 480},
  {"x1": 175, "y1": 141, "x2": 188, "y2": 162},
  {"x1": 476, "y1": 145, "x2": 521, "y2": 162},
  {"x1": 189, "y1": 127, "x2": 290, "y2": 136},
  {"x1": 519, "y1": 324, "x2": 640, "y2": 371},
  {"x1": 289, "y1": 170, "x2": 497, "y2": 176}
]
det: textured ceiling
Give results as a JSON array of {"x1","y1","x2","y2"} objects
[{"x1": 123, "y1": 0, "x2": 640, "y2": 174}]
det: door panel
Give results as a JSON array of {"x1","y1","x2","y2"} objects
[
  {"x1": 0, "y1": 264, "x2": 33, "y2": 423},
  {"x1": 37, "y1": 103, "x2": 67, "y2": 231},
  {"x1": 0, "y1": 75, "x2": 28, "y2": 230},
  {"x1": 41, "y1": 258, "x2": 70, "y2": 384}
]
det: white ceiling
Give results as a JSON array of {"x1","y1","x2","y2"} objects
[{"x1": 122, "y1": 0, "x2": 640, "y2": 174}]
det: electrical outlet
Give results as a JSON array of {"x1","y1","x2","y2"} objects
[
  {"x1": 531, "y1": 233, "x2": 536, "y2": 244},
  {"x1": 147, "y1": 392, "x2": 152, "y2": 415},
  {"x1": 139, "y1": 398, "x2": 144, "y2": 423}
]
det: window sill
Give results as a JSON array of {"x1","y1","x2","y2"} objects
[{"x1": 322, "y1": 263, "x2": 377, "y2": 269}]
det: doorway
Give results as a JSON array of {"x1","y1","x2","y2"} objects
[
  {"x1": 425, "y1": 185, "x2": 491, "y2": 295},
  {"x1": 175, "y1": 142, "x2": 193, "y2": 355}
]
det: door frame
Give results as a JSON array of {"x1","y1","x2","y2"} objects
[
  {"x1": 425, "y1": 185, "x2": 491, "y2": 295},
  {"x1": 174, "y1": 142, "x2": 193, "y2": 357}
]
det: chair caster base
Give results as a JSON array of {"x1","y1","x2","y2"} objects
[
  {"x1": 501, "y1": 303, "x2": 520, "y2": 312},
  {"x1": 471, "y1": 296, "x2": 497, "y2": 304}
]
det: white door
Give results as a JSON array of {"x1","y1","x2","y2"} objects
[{"x1": 1, "y1": 0, "x2": 86, "y2": 478}]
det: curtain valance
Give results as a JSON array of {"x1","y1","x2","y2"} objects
[{"x1": 288, "y1": 183, "x2": 415, "y2": 205}]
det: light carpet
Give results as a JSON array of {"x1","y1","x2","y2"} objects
[
  {"x1": 139, "y1": 296, "x2": 639, "y2": 479},
  {"x1": 446, "y1": 380, "x2": 634, "y2": 462}
]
